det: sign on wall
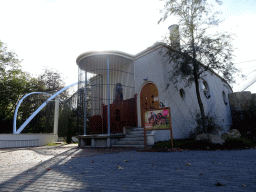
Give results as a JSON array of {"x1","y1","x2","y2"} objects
[
  {"x1": 143, "y1": 107, "x2": 173, "y2": 149},
  {"x1": 145, "y1": 108, "x2": 170, "y2": 130}
]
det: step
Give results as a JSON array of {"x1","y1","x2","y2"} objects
[
  {"x1": 125, "y1": 134, "x2": 144, "y2": 138},
  {"x1": 112, "y1": 144, "x2": 145, "y2": 148},
  {"x1": 132, "y1": 128, "x2": 144, "y2": 131},
  {"x1": 115, "y1": 140, "x2": 145, "y2": 145},
  {"x1": 129, "y1": 130, "x2": 144, "y2": 134},
  {"x1": 121, "y1": 137, "x2": 145, "y2": 141}
]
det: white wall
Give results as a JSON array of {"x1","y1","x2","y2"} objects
[
  {"x1": 134, "y1": 46, "x2": 233, "y2": 140},
  {"x1": 0, "y1": 134, "x2": 58, "y2": 148},
  {"x1": 198, "y1": 71, "x2": 233, "y2": 133},
  {"x1": 134, "y1": 47, "x2": 167, "y2": 127}
]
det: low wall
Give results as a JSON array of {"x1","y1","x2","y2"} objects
[
  {"x1": 228, "y1": 91, "x2": 256, "y2": 121},
  {"x1": 228, "y1": 91, "x2": 256, "y2": 113},
  {"x1": 228, "y1": 91, "x2": 256, "y2": 137},
  {"x1": 0, "y1": 134, "x2": 58, "y2": 149}
]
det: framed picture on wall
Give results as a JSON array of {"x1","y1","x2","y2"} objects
[{"x1": 144, "y1": 108, "x2": 171, "y2": 130}]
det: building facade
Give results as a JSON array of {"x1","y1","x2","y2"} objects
[{"x1": 76, "y1": 27, "x2": 233, "y2": 141}]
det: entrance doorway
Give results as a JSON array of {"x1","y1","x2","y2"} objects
[{"x1": 140, "y1": 83, "x2": 159, "y2": 127}]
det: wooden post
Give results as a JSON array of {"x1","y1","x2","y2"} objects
[
  {"x1": 102, "y1": 104, "x2": 104, "y2": 134},
  {"x1": 169, "y1": 114, "x2": 173, "y2": 149},
  {"x1": 134, "y1": 94, "x2": 138, "y2": 127},
  {"x1": 144, "y1": 125, "x2": 146, "y2": 150}
]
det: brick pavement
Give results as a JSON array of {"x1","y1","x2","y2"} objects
[{"x1": 0, "y1": 145, "x2": 255, "y2": 192}]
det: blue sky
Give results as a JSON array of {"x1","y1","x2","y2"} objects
[{"x1": 0, "y1": 0, "x2": 256, "y2": 93}]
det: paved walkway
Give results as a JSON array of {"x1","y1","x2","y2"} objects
[{"x1": 0, "y1": 145, "x2": 255, "y2": 192}]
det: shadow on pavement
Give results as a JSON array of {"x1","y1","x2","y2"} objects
[{"x1": 0, "y1": 145, "x2": 137, "y2": 191}]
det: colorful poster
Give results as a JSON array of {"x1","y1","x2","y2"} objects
[{"x1": 144, "y1": 108, "x2": 170, "y2": 130}]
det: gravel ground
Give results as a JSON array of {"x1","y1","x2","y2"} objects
[{"x1": 0, "y1": 145, "x2": 255, "y2": 192}]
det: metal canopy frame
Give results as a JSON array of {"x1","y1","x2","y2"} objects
[{"x1": 77, "y1": 53, "x2": 135, "y2": 135}]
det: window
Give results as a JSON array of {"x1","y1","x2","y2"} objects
[
  {"x1": 179, "y1": 89, "x2": 185, "y2": 99},
  {"x1": 202, "y1": 81, "x2": 210, "y2": 99},
  {"x1": 222, "y1": 91, "x2": 228, "y2": 105}
]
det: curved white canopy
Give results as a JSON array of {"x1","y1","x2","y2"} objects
[{"x1": 76, "y1": 51, "x2": 134, "y2": 75}]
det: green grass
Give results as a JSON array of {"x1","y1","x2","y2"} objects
[
  {"x1": 44, "y1": 142, "x2": 60, "y2": 146},
  {"x1": 151, "y1": 124, "x2": 170, "y2": 129},
  {"x1": 44, "y1": 142, "x2": 68, "y2": 146},
  {"x1": 152, "y1": 137, "x2": 256, "y2": 150}
]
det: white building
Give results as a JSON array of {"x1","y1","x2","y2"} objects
[{"x1": 76, "y1": 25, "x2": 233, "y2": 142}]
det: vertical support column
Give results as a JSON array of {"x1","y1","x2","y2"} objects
[
  {"x1": 53, "y1": 95, "x2": 59, "y2": 134},
  {"x1": 84, "y1": 71, "x2": 87, "y2": 135},
  {"x1": 107, "y1": 57, "x2": 110, "y2": 135}
]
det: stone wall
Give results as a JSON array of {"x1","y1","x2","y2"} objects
[
  {"x1": 228, "y1": 91, "x2": 256, "y2": 138},
  {"x1": 228, "y1": 91, "x2": 256, "y2": 117}
]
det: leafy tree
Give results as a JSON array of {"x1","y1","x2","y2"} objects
[
  {"x1": 158, "y1": 0, "x2": 241, "y2": 133},
  {"x1": 0, "y1": 41, "x2": 70, "y2": 133},
  {"x1": 0, "y1": 40, "x2": 39, "y2": 133},
  {"x1": 37, "y1": 68, "x2": 69, "y2": 99}
]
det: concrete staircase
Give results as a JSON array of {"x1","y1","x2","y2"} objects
[{"x1": 112, "y1": 127, "x2": 145, "y2": 148}]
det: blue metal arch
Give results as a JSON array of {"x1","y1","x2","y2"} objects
[{"x1": 13, "y1": 81, "x2": 84, "y2": 134}]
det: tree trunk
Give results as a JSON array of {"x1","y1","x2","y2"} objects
[
  {"x1": 194, "y1": 72, "x2": 207, "y2": 133},
  {"x1": 191, "y1": 31, "x2": 207, "y2": 133}
]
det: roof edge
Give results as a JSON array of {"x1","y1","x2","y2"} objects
[
  {"x1": 76, "y1": 43, "x2": 233, "y2": 92},
  {"x1": 134, "y1": 42, "x2": 233, "y2": 92},
  {"x1": 134, "y1": 42, "x2": 168, "y2": 59},
  {"x1": 76, "y1": 50, "x2": 135, "y2": 65}
]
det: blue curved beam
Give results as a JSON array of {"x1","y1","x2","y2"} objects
[
  {"x1": 13, "y1": 81, "x2": 84, "y2": 134},
  {"x1": 13, "y1": 92, "x2": 52, "y2": 134}
]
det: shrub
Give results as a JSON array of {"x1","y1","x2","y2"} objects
[
  {"x1": 152, "y1": 137, "x2": 256, "y2": 150},
  {"x1": 189, "y1": 113, "x2": 223, "y2": 138},
  {"x1": 223, "y1": 137, "x2": 256, "y2": 149},
  {"x1": 230, "y1": 110, "x2": 256, "y2": 140}
]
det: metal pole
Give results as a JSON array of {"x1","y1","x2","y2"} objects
[
  {"x1": 107, "y1": 57, "x2": 110, "y2": 135},
  {"x1": 53, "y1": 95, "x2": 60, "y2": 134},
  {"x1": 84, "y1": 72, "x2": 87, "y2": 135}
]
